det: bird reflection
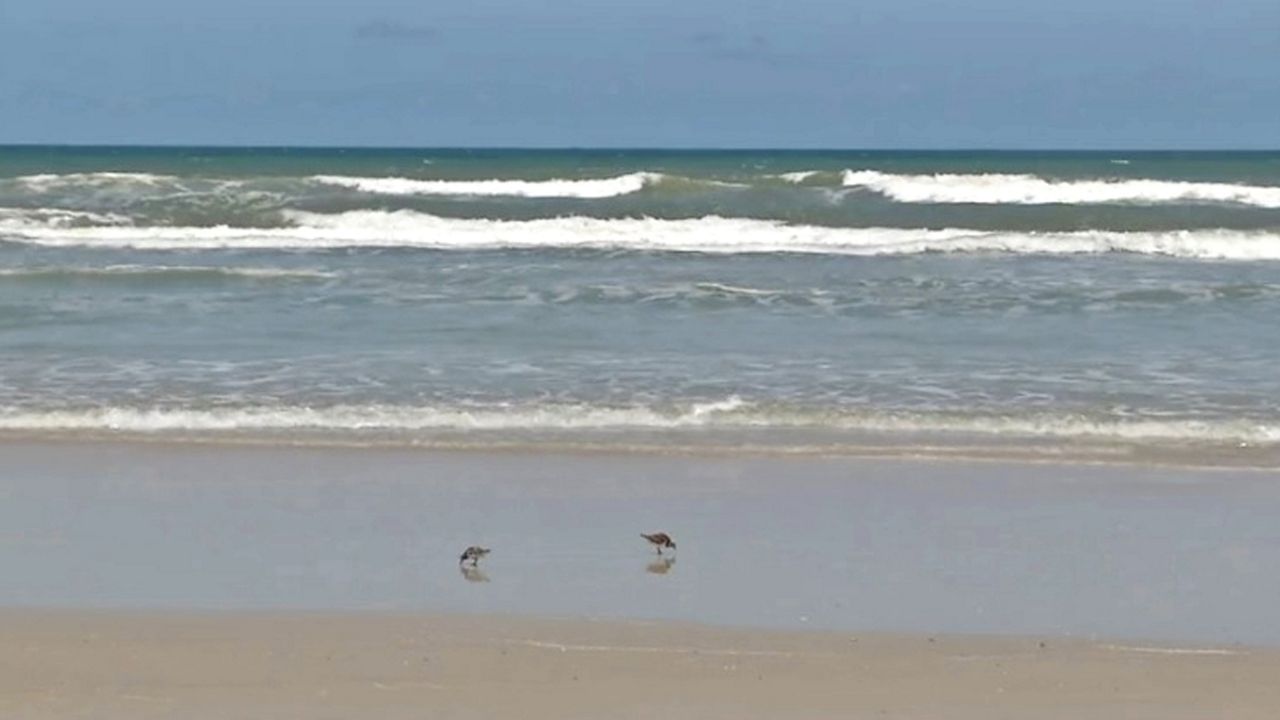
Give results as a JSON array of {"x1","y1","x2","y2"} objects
[
  {"x1": 646, "y1": 556, "x2": 676, "y2": 575},
  {"x1": 459, "y1": 564, "x2": 490, "y2": 583}
]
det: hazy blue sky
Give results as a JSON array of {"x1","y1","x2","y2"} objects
[{"x1": 1, "y1": 0, "x2": 1276, "y2": 147}]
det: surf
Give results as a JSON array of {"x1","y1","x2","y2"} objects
[
  {"x1": 5, "y1": 209, "x2": 1280, "y2": 260},
  {"x1": 309, "y1": 172, "x2": 662, "y2": 198},
  {"x1": 1, "y1": 401, "x2": 1276, "y2": 450},
  {"x1": 841, "y1": 170, "x2": 1280, "y2": 207}
]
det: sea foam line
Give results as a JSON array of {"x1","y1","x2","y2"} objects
[
  {"x1": 9, "y1": 172, "x2": 176, "y2": 191},
  {"x1": 0, "y1": 402, "x2": 1277, "y2": 446},
  {"x1": 0, "y1": 207, "x2": 132, "y2": 227},
  {"x1": 776, "y1": 170, "x2": 824, "y2": 183},
  {"x1": 1100, "y1": 644, "x2": 1244, "y2": 656},
  {"x1": 509, "y1": 639, "x2": 806, "y2": 658},
  {"x1": 842, "y1": 170, "x2": 1280, "y2": 207},
  {"x1": 310, "y1": 172, "x2": 661, "y2": 198},
  {"x1": 6, "y1": 170, "x2": 670, "y2": 199},
  {"x1": 0, "y1": 401, "x2": 746, "y2": 433},
  {"x1": 4, "y1": 209, "x2": 1280, "y2": 259},
  {"x1": 0, "y1": 265, "x2": 335, "y2": 280}
]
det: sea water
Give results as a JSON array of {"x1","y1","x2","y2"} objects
[{"x1": 2, "y1": 147, "x2": 1279, "y2": 462}]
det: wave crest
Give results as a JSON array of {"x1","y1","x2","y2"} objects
[
  {"x1": 310, "y1": 172, "x2": 660, "y2": 198},
  {"x1": 842, "y1": 170, "x2": 1280, "y2": 207},
  {"x1": 10, "y1": 172, "x2": 177, "y2": 191},
  {"x1": 0, "y1": 207, "x2": 132, "y2": 227},
  {"x1": 4, "y1": 209, "x2": 1280, "y2": 259}
]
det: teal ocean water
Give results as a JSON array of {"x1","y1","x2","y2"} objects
[{"x1": 2, "y1": 147, "x2": 1280, "y2": 462}]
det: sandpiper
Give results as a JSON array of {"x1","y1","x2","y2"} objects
[
  {"x1": 640, "y1": 532, "x2": 677, "y2": 554},
  {"x1": 459, "y1": 546, "x2": 490, "y2": 566}
]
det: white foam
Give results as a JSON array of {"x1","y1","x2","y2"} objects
[
  {"x1": 1100, "y1": 644, "x2": 1243, "y2": 656},
  {"x1": 0, "y1": 265, "x2": 335, "y2": 279},
  {"x1": 0, "y1": 401, "x2": 742, "y2": 433},
  {"x1": 0, "y1": 402, "x2": 1276, "y2": 446},
  {"x1": 842, "y1": 170, "x2": 1280, "y2": 207},
  {"x1": 4, "y1": 209, "x2": 1280, "y2": 260},
  {"x1": 692, "y1": 282, "x2": 783, "y2": 297},
  {"x1": 10, "y1": 172, "x2": 176, "y2": 191},
  {"x1": 777, "y1": 171, "x2": 822, "y2": 183},
  {"x1": 310, "y1": 172, "x2": 659, "y2": 198},
  {"x1": 0, "y1": 207, "x2": 132, "y2": 227}
]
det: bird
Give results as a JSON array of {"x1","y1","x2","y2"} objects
[
  {"x1": 640, "y1": 532, "x2": 677, "y2": 554},
  {"x1": 459, "y1": 546, "x2": 490, "y2": 566}
]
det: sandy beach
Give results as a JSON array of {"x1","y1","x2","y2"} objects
[
  {"x1": 3, "y1": 440, "x2": 1280, "y2": 716},
  {"x1": 5, "y1": 610, "x2": 1279, "y2": 719},
  {"x1": 8, "y1": 5, "x2": 1280, "y2": 713}
]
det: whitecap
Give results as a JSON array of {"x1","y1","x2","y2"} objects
[
  {"x1": 310, "y1": 172, "x2": 660, "y2": 198},
  {"x1": 841, "y1": 170, "x2": 1280, "y2": 207},
  {"x1": 4, "y1": 209, "x2": 1280, "y2": 260}
]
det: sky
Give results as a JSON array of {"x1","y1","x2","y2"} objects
[{"x1": 1, "y1": 0, "x2": 1277, "y2": 148}]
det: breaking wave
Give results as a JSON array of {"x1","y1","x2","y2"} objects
[
  {"x1": 9, "y1": 172, "x2": 179, "y2": 191},
  {"x1": 775, "y1": 170, "x2": 825, "y2": 183},
  {"x1": 841, "y1": 170, "x2": 1280, "y2": 207},
  {"x1": 14, "y1": 169, "x2": 1280, "y2": 208},
  {"x1": 310, "y1": 172, "x2": 662, "y2": 198},
  {"x1": 0, "y1": 207, "x2": 132, "y2": 227},
  {"x1": 3, "y1": 209, "x2": 1280, "y2": 259},
  {"x1": 0, "y1": 401, "x2": 1277, "y2": 448}
]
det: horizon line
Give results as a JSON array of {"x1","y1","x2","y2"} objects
[{"x1": 1, "y1": 143, "x2": 1278, "y2": 153}]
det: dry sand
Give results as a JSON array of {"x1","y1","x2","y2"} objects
[{"x1": 3, "y1": 609, "x2": 1277, "y2": 719}]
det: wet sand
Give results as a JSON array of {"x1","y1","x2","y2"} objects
[
  {"x1": 3, "y1": 440, "x2": 1280, "y2": 643},
  {"x1": 4, "y1": 610, "x2": 1279, "y2": 719},
  {"x1": 3, "y1": 440, "x2": 1280, "y2": 716}
]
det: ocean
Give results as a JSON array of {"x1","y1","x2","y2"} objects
[{"x1": 2, "y1": 146, "x2": 1279, "y2": 464}]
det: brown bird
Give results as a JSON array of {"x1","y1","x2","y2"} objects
[
  {"x1": 459, "y1": 546, "x2": 490, "y2": 566},
  {"x1": 640, "y1": 532, "x2": 677, "y2": 554}
]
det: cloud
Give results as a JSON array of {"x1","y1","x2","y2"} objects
[{"x1": 354, "y1": 20, "x2": 437, "y2": 42}]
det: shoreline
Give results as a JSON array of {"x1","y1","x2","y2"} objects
[
  {"x1": 4, "y1": 440, "x2": 1280, "y2": 645},
  {"x1": 4, "y1": 609, "x2": 1278, "y2": 719},
  {"x1": 2, "y1": 431, "x2": 1278, "y2": 471},
  {"x1": 0, "y1": 605, "x2": 1268, "y2": 654}
]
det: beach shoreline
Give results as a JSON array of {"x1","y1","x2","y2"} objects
[
  {"x1": 4, "y1": 438, "x2": 1280, "y2": 715},
  {"x1": 3, "y1": 609, "x2": 1278, "y2": 719},
  {"x1": 4, "y1": 439, "x2": 1279, "y2": 644},
  {"x1": 1, "y1": 430, "x2": 1278, "y2": 471}
]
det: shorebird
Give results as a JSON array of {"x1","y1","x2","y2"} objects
[
  {"x1": 459, "y1": 546, "x2": 490, "y2": 566},
  {"x1": 640, "y1": 532, "x2": 677, "y2": 555}
]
